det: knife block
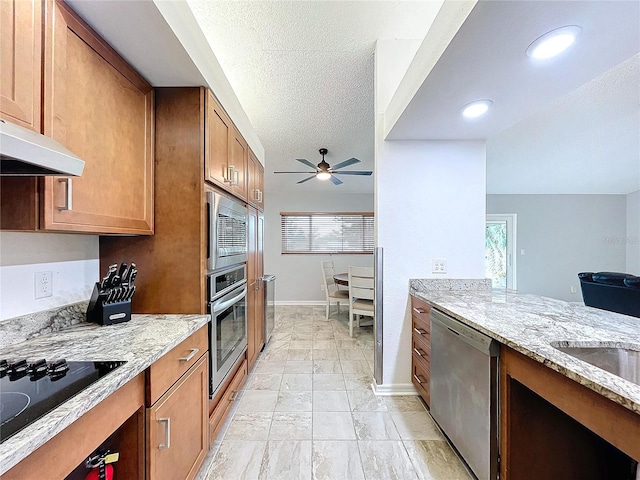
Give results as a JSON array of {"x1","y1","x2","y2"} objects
[{"x1": 86, "y1": 283, "x2": 132, "y2": 326}]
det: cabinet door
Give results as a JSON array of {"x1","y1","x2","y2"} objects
[
  {"x1": 205, "y1": 91, "x2": 231, "y2": 187},
  {"x1": 247, "y1": 150, "x2": 265, "y2": 210},
  {"x1": 229, "y1": 127, "x2": 247, "y2": 201},
  {"x1": 255, "y1": 211, "x2": 265, "y2": 348},
  {"x1": 147, "y1": 355, "x2": 208, "y2": 480},
  {"x1": 256, "y1": 160, "x2": 264, "y2": 210},
  {"x1": 246, "y1": 205, "x2": 259, "y2": 369},
  {"x1": 41, "y1": 0, "x2": 153, "y2": 234},
  {"x1": 0, "y1": 0, "x2": 41, "y2": 131}
]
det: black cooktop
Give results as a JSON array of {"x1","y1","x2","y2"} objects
[{"x1": 0, "y1": 359, "x2": 126, "y2": 444}]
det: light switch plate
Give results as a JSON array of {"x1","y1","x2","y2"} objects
[{"x1": 432, "y1": 258, "x2": 447, "y2": 274}]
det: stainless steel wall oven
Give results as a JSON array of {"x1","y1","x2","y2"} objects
[
  {"x1": 207, "y1": 190, "x2": 248, "y2": 271},
  {"x1": 208, "y1": 264, "x2": 247, "y2": 398}
]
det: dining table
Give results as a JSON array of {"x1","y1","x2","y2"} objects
[{"x1": 333, "y1": 273, "x2": 349, "y2": 286}]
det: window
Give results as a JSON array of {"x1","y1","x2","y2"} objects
[{"x1": 281, "y1": 212, "x2": 374, "y2": 254}]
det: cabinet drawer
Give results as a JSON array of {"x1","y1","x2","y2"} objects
[
  {"x1": 148, "y1": 326, "x2": 208, "y2": 405},
  {"x1": 412, "y1": 316, "x2": 430, "y2": 344},
  {"x1": 411, "y1": 295, "x2": 431, "y2": 328},
  {"x1": 412, "y1": 353, "x2": 430, "y2": 407},
  {"x1": 209, "y1": 358, "x2": 247, "y2": 447},
  {"x1": 412, "y1": 334, "x2": 431, "y2": 366}
]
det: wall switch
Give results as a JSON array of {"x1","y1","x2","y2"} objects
[
  {"x1": 570, "y1": 285, "x2": 578, "y2": 294},
  {"x1": 35, "y1": 271, "x2": 52, "y2": 299},
  {"x1": 432, "y1": 258, "x2": 447, "y2": 274}
]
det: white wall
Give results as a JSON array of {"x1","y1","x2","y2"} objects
[
  {"x1": 486, "y1": 194, "x2": 628, "y2": 301},
  {"x1": 375, "y1": 40, "x2": 487, "y2": 394},
  {"x1": 627, "y1": 190, "x2": 640, "y2": 275},
  {"x1": 0, "y1": 233, "x2": 99, "y2": 320},
  {"x1": 263, "y1": 192, "x2": 374, "y2": 303}
]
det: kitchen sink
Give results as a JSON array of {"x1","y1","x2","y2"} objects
[{"x1": 550, "y1": 342, "x2": 640, "y2": 387}]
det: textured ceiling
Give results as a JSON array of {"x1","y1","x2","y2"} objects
[{"x1": 186, "y1": 0, "x2": 442, "y2": 194}]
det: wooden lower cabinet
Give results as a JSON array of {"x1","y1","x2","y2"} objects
[
  {"x1": 147, "y1": 354, "x2": 208, "y2": 480},
  {"x1": 410, "y1": 295, "x2": 432, "y2": 407},
  {"x1": 209, "y1": 358, "x2": 247, "y2": 447}
]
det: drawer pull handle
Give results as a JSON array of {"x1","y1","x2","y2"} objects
[
  {"x1": 179, "y1": 348, "x2": 199, "y2": 362},
  {"x1": 413, "y1": 327, "x2": 426, "y2": 335},
  {"x1": 158, "y1": 418, "x2": 171, "y2": 449},
  {"x1": 57, "y1": 178, "x2": 73, "y2": 211},
  {"x1": 413, "y1": 307, "x2": 425, "y2": 314},
  {"x1": 229, "y1": 390, "x2": 238, "y2": 402},
  {"x1": 413, "y1": 374, "x2": 427, "y2": 385},
  {"x1": 413, "y1": 347, "x2": 426, "y2": 357}
]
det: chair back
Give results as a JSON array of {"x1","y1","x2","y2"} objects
[
  {"x1": 321, "y1": 260, "x2": 337, "y2": 290},
  {"x1": 348, "y1": 266, "x2": 374, "y2": 301}
]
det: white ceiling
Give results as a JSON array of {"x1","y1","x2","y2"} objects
[{"x1": 66, "y1": 0, "x2": 639, "y2": 196}]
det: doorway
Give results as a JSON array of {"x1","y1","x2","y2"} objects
[{"x1": 486, "y1": 214, "x2": 517, "y2": 290}]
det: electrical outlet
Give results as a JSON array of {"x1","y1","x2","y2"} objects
[
  {"x1": 570, "y1": 285, "x2": 578, "y2": 294},
  {"x1": 432, "y1": 258, "x2": 447, "y2": 274},
  {"x1": 35, "y1": 271, "x2": 52, "y2": 299}
]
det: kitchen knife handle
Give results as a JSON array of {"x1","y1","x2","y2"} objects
[
  {"x1": 57, "y1": 178, "x2": 72, "y2": 211},
  {"x1": 179, "y1": 348, "x2": 199, "y2": 363},
  {"x1": 158, "y1": 418, "x2": 171, "y2": 449}
]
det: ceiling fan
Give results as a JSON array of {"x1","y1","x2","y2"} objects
[{"x1": 274, "y1": 148, "x2": 373, "y2": 185}]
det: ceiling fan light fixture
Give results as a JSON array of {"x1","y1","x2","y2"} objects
[
  {"x1": 461, "y1": 99, "x2": 493, "y2": 119},
  {"x1": 526, "y1": 25, "x2": 582, "y2": 60},
  {"x1": 316, "y1": 171, "x2": 331, "y2": 181}
]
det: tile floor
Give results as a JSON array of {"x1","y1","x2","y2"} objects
[{"x1": 196, "y1": 305, "x2": 471, "y2": 480}]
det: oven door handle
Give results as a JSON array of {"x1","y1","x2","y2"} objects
[{"x1": 213, "y1": 285, "x2": 247, "y2": 314}]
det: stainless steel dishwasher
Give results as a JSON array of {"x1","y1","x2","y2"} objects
[{"x1": 430, "y1": 308, "x2": 500, "y2": 480}]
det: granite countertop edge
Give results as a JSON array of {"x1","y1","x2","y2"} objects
[
  {"x1": 410, "y1": 288, "x2": 640, "y2": 415},
  {"x1": 0, "y1": 313, "x2": 210, "y2": 476}
]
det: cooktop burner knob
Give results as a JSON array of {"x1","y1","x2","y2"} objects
[
  {"x1": 27, "y1": 359, "x2": 48, "y2": 376},
  {"x1": 0, "y1": 359, "x2": 8, "y2": 377},
  {"x1": 48, "y1": 359, "x2": 69, "y2": 378},
  {"x1": 7, "y1": 359, "x2": 28, "y2": 375}
]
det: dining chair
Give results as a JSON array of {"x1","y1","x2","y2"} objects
[
  {"x1": 321, "y1": 260, "x2": 349, "y2": 319},
  {"x1": 347, "y1": 266, "x2": 375, "y2": 337}
]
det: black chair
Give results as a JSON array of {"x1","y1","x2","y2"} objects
[{"x1": 578, "y1": 272, "x2": 640, "y2": 318}]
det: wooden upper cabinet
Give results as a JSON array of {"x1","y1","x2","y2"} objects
[
  {"x1": 205, "y1": 90, "x2": 247, "y2": 201},
  {"x1": 247, "y1": 149, "x2": 264, "y2": 210},
  {"x1": 40, "y1": 0, "x2": 154, "y2": 234},
  {"x1": 0, "y1": 0, "x2": 42, "y2": 131}
]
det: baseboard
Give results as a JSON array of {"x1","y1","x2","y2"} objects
[
  {"x1": 371, "y1": 382, "x2": 419, "y2": 396},
  {"x1": 276, "y1": 301, "x2": 325, "y2": 306}
]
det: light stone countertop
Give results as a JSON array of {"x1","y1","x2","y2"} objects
[
  {"x1": 0, "y1": 314, "x2": 210, "y2": 476},
  {"x1": 410, "y1": 286, "x2": 640, "y2": 414}
]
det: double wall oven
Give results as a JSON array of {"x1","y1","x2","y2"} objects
[{"x1": 206, "y1": 191, "x2": 249, "y2": 398}]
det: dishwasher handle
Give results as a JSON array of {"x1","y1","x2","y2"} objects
[{"x1": 431, "y1": 309, "x2": 500, "y2": 357}]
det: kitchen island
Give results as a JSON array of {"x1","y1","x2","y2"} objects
[
  {"x1": 410, "y1": 284, "x2": 639, "y2": 479},
  {"x1": 0, "y1": 313, "x2": 209, "y2": 477}
]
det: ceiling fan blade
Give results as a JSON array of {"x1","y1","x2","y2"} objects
[
  {"x1": 332, "y1": 171, "x2": 373, "y2": 176},
  {"x1": 296, "y1": 158, "x2": 318, "y2": 170},
  {"x1": 329, "y1": 175, "x2": 343, "y2": 185},
  {"x1": 332, "y1": 157, "x2": 360, "y2": 170},
  {"x1": 274, "y1": 171, "x2": 316, "y2": 174},
  {"x1": 297, "y1": 175, "x2": 317, "y2": 184}
]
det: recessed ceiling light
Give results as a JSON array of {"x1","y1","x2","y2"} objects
[
  {"x1": 316, "y1": 171, "x2": 331, "y2": 181},
  {"x1": 526, "y1": 25, "x2": 582, "y2": 60},
  {"x1": 461, "y1": 100, "x2": 493, "y2": 119}
]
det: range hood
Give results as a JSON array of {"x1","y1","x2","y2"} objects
[{"x1": 0, "y1": 119, "x2": 85, "y2": 176}]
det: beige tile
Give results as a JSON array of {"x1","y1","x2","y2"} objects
[
  {"x1": 284, "y1": 360, "x2": 314, "y2": 374},
  {"x1": 245, "y1": 374, "x2": 283, "y2": 391},
  {"x1": 335, "y1": 338, "x2": 360, "y2": 349},
  {"x1": 337, "y1": 349, "x2": 366, "y2": 360},
  {"x1": 259, "y1": 440, "x2": 312, "y2": 480},
  {"x1": 312, "y1": 441, "x2": 365, "y2": 480},
  {"x1": 352, "y1": 412, "x2": 400, "y2": 440},
  {"x1": 225, "y1": 413, "x2": 273, "y2": 440},
  {"x1": 357, "y1": 440, "x2": 418, "y2": 479},
  {"x1": 312, "y1": 360, "x2": 342, "y2": 374},
  {"x1": 383, "y1": 395, "x2": 427, "y2": 412},
  {"x1": 343, "y1": 373, "x2": 374, "y2": 392},
  {"x1": 390, "y1": 412, "x2": 445, "y2": 440},
  {"x1": 313, "y1": 374, "x2": 346, "y2": 391},
  {"x1": 237, "y1": 390, "x2": 279, "y2": 413},
  {"x1": 312, "y1": 340, "x2": 337, "y2": 350},
  {"x1": 253, "y1": 360, "x2": 286, "y2": 374},
  {"x1": 312, "y1": 412, "x2": 356, "y2": 440},
  {"x1": 313, "y1": 391, "x2": 350, "y2": 411},
  {"x1": 347, "y1": 389, "x2": 388, "y2": 412},
  {"x1": 275, "y1": 391, "x2": 313, "y2": 412},
  {"x1": 312, "y1": 349, "x2": 340, "y2": 360},
  {"x1": 340, "y1": 360, "x2": 372, "y2": 374},
  {"x1": 288, "y1": 349, "x2": 313, "y2": 361},
  {"x1": 207, "y1": 440, "x2": 266, "y2": 480},
  {"x1": 403, "y1": 440, "x2": 473, "y2": 480},
  {"x1": 290, "y1": 340, "x2": 314, "y2": 349},
  {"x1": 291, "y1": 331, "x2": 314, "y2": 341},
  {"x1": 269, "y1": 412, "x2": 313, "y2": 440},
  {"x1": 282, "y1": 373, "x2": 313, "y2": 391}
]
